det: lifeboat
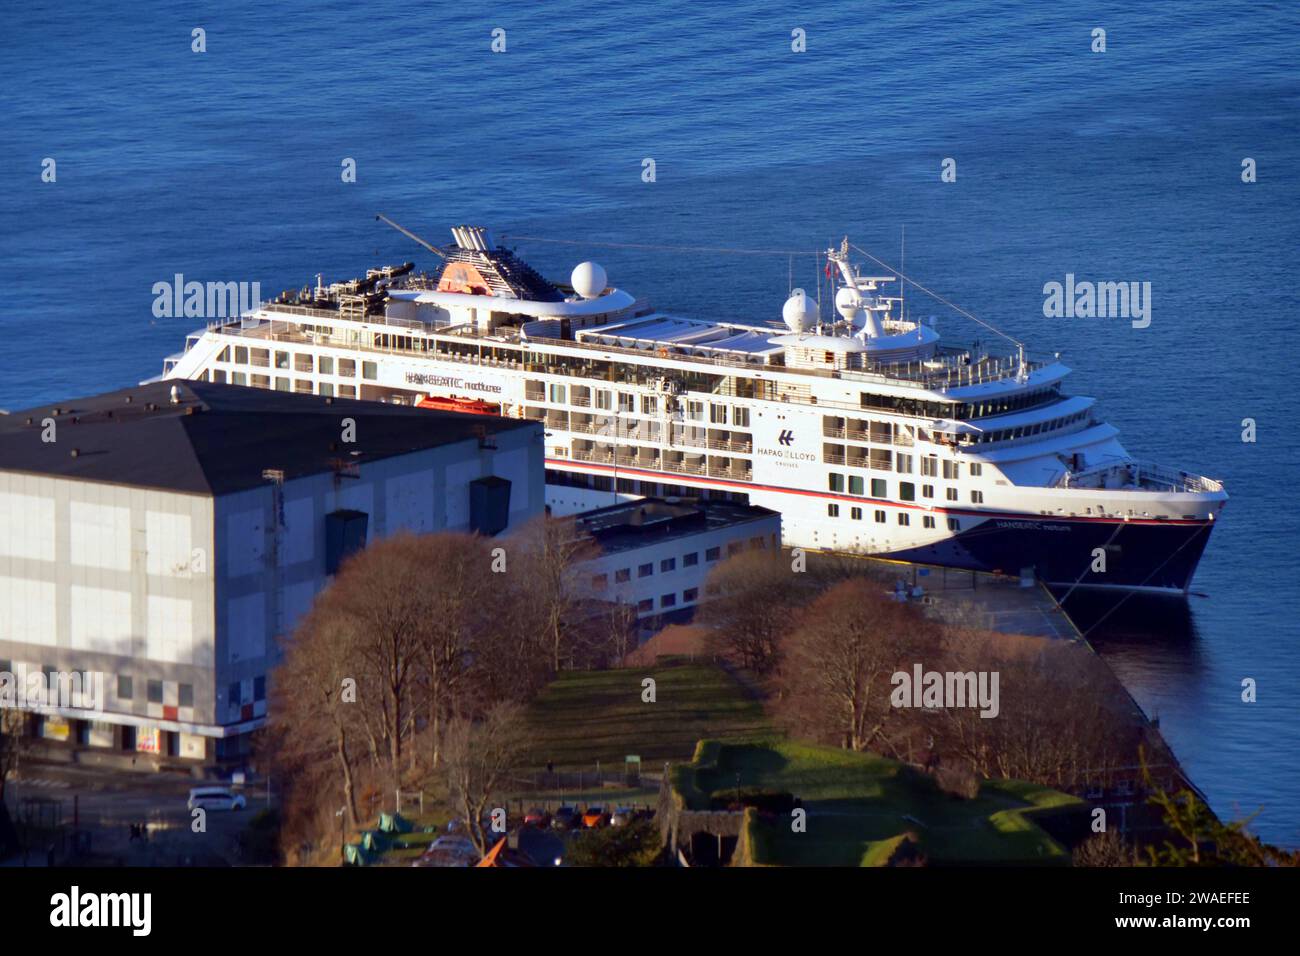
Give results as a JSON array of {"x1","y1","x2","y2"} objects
[{"x1": 415, "y1": 394, "x2": 501, "y2": 416}]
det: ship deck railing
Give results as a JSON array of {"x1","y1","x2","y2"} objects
[
  {"x1": 206, "y1": 313, "x2": 1053, "y2": 406},
  {"x1": 1054, "y1": 460, "x2": 1224, "y2": 495}
]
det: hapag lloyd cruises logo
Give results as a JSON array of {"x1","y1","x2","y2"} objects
[{"x1": 758, "y1": 429, "x2": 816, "y2": 461}]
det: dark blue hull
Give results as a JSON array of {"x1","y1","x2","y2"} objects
[{"x1": 881, "y1": 515, "x2": 1217, "y2": 591}]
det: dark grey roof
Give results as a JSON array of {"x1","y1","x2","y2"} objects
[
  {"x1": 574, "y1": 497, "x2": 779, "y2": 555},
  {"x1": 0, "y1": 381, "x2": 537, "y2": 496}
]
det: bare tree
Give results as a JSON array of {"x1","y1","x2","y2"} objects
[
  {"x1": 0, "y1": 706, "x2": 26, "y2": 806},
  {"x1": 697, "y1": 549, "x2": 822, "y2": 676},
  {"x1": 441, "y1": 701, "x2": 529, "y2": 857},
  {"x1": 778, "y1": 578, "x2": 941, "y2": 754},
  {"x1": 511, "y1": 515, "x2": 600, "y2": 673}
]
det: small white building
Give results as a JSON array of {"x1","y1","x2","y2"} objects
[
  {"x1": 573, "y1": 498, "x2": 782, "y2": 622},
  {"x1": 0, "y1": 381, "x2": 543, "y2": 767}
]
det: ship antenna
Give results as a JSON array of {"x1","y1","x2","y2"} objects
[{"x1": 375, "y1": 213, "x2": 446, "y2": 259}]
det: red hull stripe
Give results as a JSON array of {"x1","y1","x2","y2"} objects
[{"x1": 544, "y1": 458, "x2": 1210, "y2": 528}]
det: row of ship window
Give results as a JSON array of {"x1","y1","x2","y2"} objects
[
  {"x1": 825, "y1": 507, "x2": 963, "y2": 531},
  {"x1": 537, "y1": 382, "x2": 751, "y2": 426},
  {"x1": 828, "y1": 473, "x2": 985, "y2": 505}
]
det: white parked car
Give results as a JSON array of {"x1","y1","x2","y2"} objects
[{"x1": 187, "y1": 787, "x2": 246, "y2": 811}]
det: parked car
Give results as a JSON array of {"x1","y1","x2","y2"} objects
[
  {"x1": 609, "y1": 806, "x2": 634, "y2": 827},
  {"x1": 413, "y1": 834, "x2": 478, "y2": 867},
  {"x1": 187, "y1": 787, "x2": 246, "y2": 812},
  {"x1": 581, "y1": 805, "x2": 606, "y2": 829},
  {"x1": 552, "y1": 806, "x2": 580, "y2": 830},
  {"x1": 523, "y1": 807, "x2": 551, "y2": 829}
]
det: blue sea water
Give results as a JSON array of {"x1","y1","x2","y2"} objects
[{"x1": 2, "y1": 1, "x2": 1297, "y2": 845}]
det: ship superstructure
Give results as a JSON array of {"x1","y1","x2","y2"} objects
[{"x1": 160, "y1": 224, "x2": 1226, "y2": 591}]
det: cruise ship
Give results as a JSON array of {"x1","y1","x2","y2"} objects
[{"x1": 159, "y1": 223, "x2": 1226, "y2": 592}]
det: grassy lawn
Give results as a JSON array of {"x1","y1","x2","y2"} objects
[
  {"x1": 678, "y1": 740, "x2": 1083, "y2": 866},
  {"x1": 520, "y1": 658, "x2": 771, "y2": 771}
]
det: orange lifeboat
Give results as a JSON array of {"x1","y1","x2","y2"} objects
[{"x1": 416, "y1": 394, "x2": 501, "y2": 416}]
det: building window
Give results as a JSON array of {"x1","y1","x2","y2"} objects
[
  {"x1": 947, "y1": 517, "x2": 961, "y2": 531},
  {"x1": 827, "y1": 503, "x2": 840, "y2": 517},
  {"x1": 970, "y1": 463, "x2": 983, "y2": 477},
  {"x1": 850, "y1": 507, "x2": 863, "y2": 520},
  {"x1": 615, "y1": 568, "x2": 631, "y2": 583},
  {"x1": 923, "y1": 515, "x2": 936, "y2": 529},
  {"x1": 660, "y1": 557, "x2": 676, "y2": 573},
  {"x1": 728, "y1": 541, "x2": 743, "y2": 556},
  {"x1": 637, "y1": 598, "x2": 653, "y2": 613},
  {"x1": 829, "y1": 473, "x2": 844, "y2": 493},
  {"x1": 661, "y1": 593, "x2": 677, "y2": 608},
  {"x1": 178, "y1": 683, "x2": 194, "y2": 708},
  {"x1": 899, "y1": 482, "x2": 916, "y2": 502},
  {"x1": 849, "y1": 475, "x2": 864, "y2": 496},
  {"x1": 875, "y1": 510, "x2": 886, "y2": 523},
  {"x1": 228, "y1": 682, "x2": 241, "y2": 706},
  {"x1": 898, "y1": 513, "x2": 910, "y2": 526},
  {"x1": 254, "y1": 676, "x2": 266, "y2": 702},
  {"x1": 117, "y1": 675, "x2": 133, "y2": 701},
  {"x1": 638, "y1": 563, "x2": 653, "y2": 578},
  {"x1": 147, "y1": 680, "x2": 163, "y2": 704},
  {"x1": 591, "y1": 573, "x2": 608, "y2": 591},
  {"x1": 871, "y1": 478, "x2": 887, "y2": 498},
  {"x1": 971, "y1": 490, "x2": 984, "y2": 504},
  {"x1": 946, "y1": 488, "x2": 959, "y2": 501},
  {"x1": 325, "y1": 510, "x2": 369, "y2": 574},
  {"x1": 705, "y1": 546, "x2": 721, "y2": 561},
  {"x1": 750, "y1": 536, "x2": 766, "y2": 550},
  {"x1": 683, "y1": 552, "x2": 699, "y2": 567},
  {"x1": 683, "y1": 587, "x2": 699, "y2": 602}
]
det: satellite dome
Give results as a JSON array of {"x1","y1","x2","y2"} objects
[
  {"x1": 571, "y1": 261, "x2": 607, "y2": 299},
  {"x1": 835, "y1": 286, "x2": 861, "y2": 321},
  {"x1": 782, "y1": 288, "x2": 818, "y2": 333}
]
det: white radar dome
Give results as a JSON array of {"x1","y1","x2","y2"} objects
[
  {"x1": 782, "y1": 288, "x2": 818, "y2": 333},
  {"x1": 835, "y1": 286, "x2": 861, "y2": 321},
  {"x1": 571, "y1": 261, "x2": 607, "y2": 299}
]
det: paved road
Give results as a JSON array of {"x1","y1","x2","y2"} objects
[{"x1": 3, "y1": 763, "x2": 273, "y2": 866}]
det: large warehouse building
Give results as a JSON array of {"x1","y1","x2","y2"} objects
[{"x1": 0, "y1": 380, "x2": 543, "y2": 767}]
